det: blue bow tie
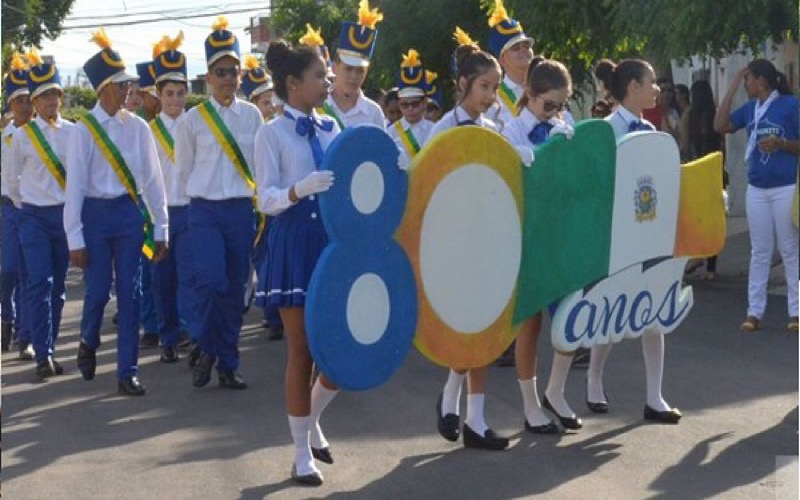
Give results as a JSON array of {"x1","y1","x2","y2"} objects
[
  {"x1": 628, "y1": 119, "x2": 655, "y2": 132},
  {"x1": 457, "y1": 119, "x2": 475, "y2": 127},
  {"x1": 285, "y1": 111, "x2": 333, "y2": 169},
  {"x1": 528, "y1": 121, "x2": 554, "y2": 146}
]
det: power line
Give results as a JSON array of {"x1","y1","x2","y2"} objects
[
  {"x1": 60, "y1": 6, "x2": 270, "y2": 30},
  {"x1": 64, "y1": 1, "x2": 259, "y2": 21}
]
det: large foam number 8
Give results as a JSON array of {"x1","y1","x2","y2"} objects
[{"x1": 305, "y1": 126, "x2": 418, "y2": 391}]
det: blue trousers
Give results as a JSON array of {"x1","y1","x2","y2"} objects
[
  {"x1": 1, "y1": 199, "x2": 30, "y2": 343},
  {"x1": 152, "y1": 206, "x2": 196, "y2": 347},
  {"x1": 139, "y1": 258, "x2": 158, "y2": 334},
  {"x1": 19, "y1": 204, "x2": 69, "y2": 362},
  {"x1": 190, "y1": 198, "x2": 255, "y2": 370},
  {"x1": 80, "y1": 196, "x2": 144, "y2": 380}
]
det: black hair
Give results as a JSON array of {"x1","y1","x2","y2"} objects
[
  {"x1": 156, "y1": 80, "x2": 188, "y2": 92},
  {"x1": 517, "y1": 58, "x2": 570, "y2": 110},
  {"x1": 675, "y1": 84, "x2": 690, "y2": 105},
  {"x1": 453, "y1": 44, "x2": 500, "y2": 101},
  {"x1": 593, "y1": 59, "x2": 615, "y2": 94},
  {"x1": 687, "y1": 80, "x2": 722, "y2": 160},
  {"x1": 747, "y1": 59, "x2": 792, "y2": 95},
  {"x1": 385, "y1": 87, "x2": 399, "y2": 103},
  {"x1": 265, "y1": 40, "x2": 320, "y2": 101},
  {"x1": 609, "y1": 59, "x2": 653, "y2": 102}
]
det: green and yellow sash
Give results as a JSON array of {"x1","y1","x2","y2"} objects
[
  {"x1": 393, "y1": 121, "x2": 421, "y2": 157},
  {"x1": 81, "y1": 113, "x2": 156, "y2": 260},
  {"x1": 196, "y1": 100, "x2": 266, "y2": 245},
  {"x1": 23, "y1": 121, "x2": 66, "y2": 190},
  {"x1": 320, "y1": 101, "x2": 345, "y2": 130},
  {"x1": 499, "y1": 81, "x2": 519, "y2": 118},
  {"x1": 150, "y1": 116, "x2": 175, "y2": 164}
]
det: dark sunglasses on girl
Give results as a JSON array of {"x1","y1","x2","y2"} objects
[
  {"x1": 400, "y1": 99, "x2": 423, "y2": 110},
  {"x1": 212, "y1": 67, "x2": 240, "y2": 78},
  {"x1": 540, "y1": 97, "x2": 567, "y2": 113}
]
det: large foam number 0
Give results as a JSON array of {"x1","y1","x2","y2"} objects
[{"x1": 305, "y1": 126, "x2": 418, "y2": 391}]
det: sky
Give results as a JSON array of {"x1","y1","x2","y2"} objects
[{"x1": 38, "y1": 0, "x2": 272, "y2": 85}]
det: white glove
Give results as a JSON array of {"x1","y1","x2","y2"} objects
[
  {"x1": 550, "y1": 120, "x2": 575, "y2": 140},
  {"x1": 722, "y1": 189, "x2": 730, "y2": 214},
  {"x1": 295, "y1": 170, "x2": 334, "y2": 199},
  {"x1": 513, "y1": 145, "x2": 535, "y2": 168}
]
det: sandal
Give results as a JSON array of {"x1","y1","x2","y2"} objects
[
  {"x1": 740, "y1": 316, "x2": 760, "y2": 332},
  {"x1": 789, "y1": 317, "x2": 799, "y2": 332}
]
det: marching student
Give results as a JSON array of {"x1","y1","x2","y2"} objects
[
  {"x1": 502, "y1": 59, "x2": 581, "y2": 434},
  {"x1": 1, "y1": 52, "x2": 34, "y2": 358},
  {"x1": 64, "y1": 28, "x2": 168, "y2": 396},
  {"x1": 586, "y1": 59, "x2": 682, "y2": 423},
  {"x1": 242, "y1": 54, "x2": 276, "y2": 121},
  {"x1": 431, "y1": 28, "x2": 509, "y2": 451},
  {"x1": 174, "y1": 17, "x2": 263, "y2": 389},
  {"x1": 424, "y1": 70, "x2": 444, "y2": 122},
  {"x1": 255, "y1": 39, "x2": 340, "y2": 486},
  {"x1": 7, "y1": 50, "x2": 73, "y2": 378},
  {"x1": 321, "y1": 0, "x2": 385, "y2": 129},
  {"x1": 149, "y1": 31, "x2": 196, "y2": 363},
  {"x1": 387, "y1": 50, "x2": 435, "y2": 170}
]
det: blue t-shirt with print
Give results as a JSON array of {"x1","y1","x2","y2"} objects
[{"x1": 730, "y1": 94, "x2": 799, "y2": 188}]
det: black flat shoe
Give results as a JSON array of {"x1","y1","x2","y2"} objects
[
  {"x1": 291, "y1": 464, "x2": 323, "y2": 486},
  {"x1": 192, "y1": 352, "x2": 216, "y2": 387},
  {"x1": 160, "y1": 345, "x2": 179, "y2": 363},
  {"x1": 76, "y1": 342, "x2": 96, "y2": 381},
  {"x1": 462, "y1": 424, "x2": 509, "y2": 450},
  {"x1": 644, "y1": 405, "x2": 682, "y2": 424},
  {"x1": 218, "y1": 369, "x2": 247, "y2": 389},
  {"x1": 542, "y1": 396, "x2": 583, "y2": 430},
  {"x1": 118, "y1": 375, "x2": 146, "y2": 396},
  {"x1": 586, "y1": 383, "x2": 609, "y2": 414},
  {"x1": 36, "y1": 357, "x2": 57, "y2": 379},
  {"x1": 436, "y1": 393, "x2": 460, "y2": 442},
  {"x1": 311, "y1": 447, "x2": 334, "y2": 464},
  {"x1": 524, "y1": 419, "x2": 561, "y2": 435},
  {"x1": 52, "y1": 359, "x2": 64, "y2": 375},
  {"x1": 187, "y1": 343, "x2": 201, "y2": 368}
]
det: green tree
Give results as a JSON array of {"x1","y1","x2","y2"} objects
[{"x1": 2, "y1": 0, "x2": 76, "y2": 50}]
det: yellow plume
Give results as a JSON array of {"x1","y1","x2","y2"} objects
[
  {"x1": 401, "y1": 49, "x2": 421, "y2": 68},
  {"x1": 163, "y1": 31, "x2": 184, "y2": 52},
  {"x1": 212, "y1": 16, "x2": 229, "y2": 32},
  {"x1": 90, "y1": 28, "x2": 112, "y2": 50},
  {"x1": 243, "y1": 54, "x2": 260, "y2": 71},
  {"x1": 10, "y1": 52, "x2": 29, "y2": 72},
  {"x1": 488, "y1": 0, "x2": 510, "y2": 27},
  {"x1": 425, "y1": 70, "x2": 438, "y2": 85},
  {"x1": 299, "y1": 24, "x2": 325, "y2": 47},
  {"x1": 453, "y1": 27, "x2": 478, "y2": 47},
  {"x1": 357, "y1": 0, "x2": 383, "y2": 30},
  {"x1": 152, "y1": 38, "x2": 167, "y2": 60},
  {"x1": 25, "y1": 48, "x2": 44, "y2": 67}
]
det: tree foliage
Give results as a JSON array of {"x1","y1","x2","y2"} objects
[{"x1": 2, "y1": 0, "x2": 76, "y2": 50}]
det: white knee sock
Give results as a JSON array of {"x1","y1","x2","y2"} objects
[
  {"x1": 544, "y1": 352, "x2": 577, "y2": 418},
  {"x1": 519, "y1": 377, "x2": 550, "y2": 426},
  {"x1": 288, "y1": 415, "x2": 320, "y2": 477},
  {"x1": 309, "y1": 379, "x2": 338, "y2": 449},
  {"x1": 441, "y1": 370, "x2": 465, "y2": 416},
  {"x1": 587, "y1": 343, "x2": 612, "y2": 403},
  {"x1": 642, "y1": 333, "x2": 670, "y2": 411},
  {"x1": 465, "y1": 393, "x2": 488, "y2": 435}
]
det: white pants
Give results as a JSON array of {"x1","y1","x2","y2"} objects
[{"x1": 746, "y1": 184, "x2": 799, "y2": 318}]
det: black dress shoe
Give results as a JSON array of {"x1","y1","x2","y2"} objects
[
  {"x1": 586, "y1": 399, "x2": 609, "y2": 413},
  {"x1": 290, "y1": 464, "x2": 323, "y2": 486},
  {"x1": 192, "y1": 352, "x2": 216, "y2": 387},
  {"x1": 644, "y1": 405, "x2": 682, "y2": 424},
  {"x1": 52, "y1": 359, "x2": 64, "y2": 375},
  {"x1": 177, "y1": 331, "x2": 192, "y2": 349},
  {"x1": 524, "y1": 418, "x2": 561, "y2": 435},
  {"x1": 118, "y1": 375, "x2": 146, "y2": 396},
  {"x1": 76, "y1": 342, "x2": 96, "y2": 381},
  {"x1": 218, "y1": 368, "x2": 247, "y2": 389},
  {"x1": 311, "y1": 447, "x2": 334, "y2": 464},
  {"x1": 160, "y1": 345, "x2": 179, "y2": 363},
  {"x1": 542, "y1": 396, "x2": 583, "y2": 430},
  {"x1": 436, "y1": 393, "x2": 460, "y2": 442},
  {"x1": 462, "y1": 424, "x2": 509, "y2": 450},
  {"x1": 187, "y1": 343, "x2": 201, "y2": 368},
  {"x1": 1, "y1": 322, "x2": 12, "y2": 351},
  {"x1": 36, "y1": 358, "x2": 57, "y2": 379}
]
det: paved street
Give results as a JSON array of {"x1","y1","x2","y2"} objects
[{"x1": 2, "y1": 216, "x2": 798, "y2": 499}]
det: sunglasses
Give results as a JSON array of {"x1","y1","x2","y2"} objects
[
  {"x1": 399, "y1": 100, "x2": 423, "y2": 110},
  {"x1": 539, "y1": 97, "x2": 567, "y2": 113},
  {"x1": 212, "y1": 67, "x2": 240, "y2": 79}
]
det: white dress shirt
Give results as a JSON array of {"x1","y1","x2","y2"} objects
[
  {"x1": 324, "y1": 91, "x2": 386, "y2": 129},
  {"x1": 152, "y1": 111, "x2": 189, "y2": 207},
  {"x1": 8, "y1": 115, "x2": 74, "y2": 207},
  {"x1": 492, "y1": 74, "x2": 525, "y2": 131},
  {"x1": 1, "y1": 124, "x2": 19, "y2": 197},
  {"x1": 174, "y1": 96, "x2": 263, "y2": 200},
  {"x1": 63, "y1": 104, "x2": 168, "y2": 250},
  {"x1": 606, "y1": 105, "x2": 654, "y2": 140},
  {"x1": 387, "y1": 117, "x2": 435, "y2": 170},
  {"x1": 253, "y1": 104, "x2": 340, "y2": 216},
  {"x1": 502, "y1": 108, "x2": 571, "y2": 166},
  {"x1": 429, "y1": 105, "x2": 499, "y2": 141}
]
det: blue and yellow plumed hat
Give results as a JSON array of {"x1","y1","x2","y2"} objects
[
  {"x1": 299, "y1": 24, "x2": 334, "y2": 78},
  {"x1": 241, "y1": 54, "x2": 273, "y2": 101},
  {"x1": 154, "y1": 31, "x2": 188, "y2": 84},
  {"x1": 397, "y1": 50, "x2": 426, "y2": 99},
  {"x1": 83, "y1": 28, "x2": 138, "y2": 91},
  {"x1": 424, "y1": 70, "x2": 442, "y2": 107},
  {"x1": 25, "y1": 50, "x2": 62, "y2": 99},
  {"x1": 337, "y1": 0, "x2": 383, "y2": 68},
  {"x1": 487, "y1": 0, "x2": 534, "y2": 58},
  {"x1": 205, "y1": 16, "x2": 239, "y2": 67},
  {"x1": 4, "y1": 52, "x2": 31, "y2": 101},
  {"x1": 136, "y1": 40, "x2": 163, "y2": 97},
  {"x1": 451, "y1": 26, "x2": 479, "y2": 75}
]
